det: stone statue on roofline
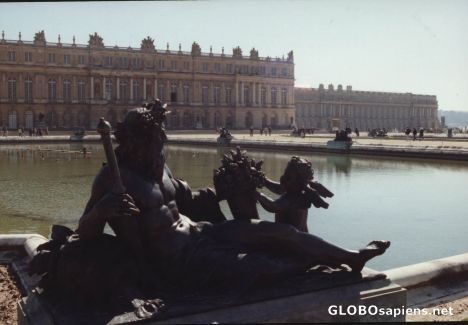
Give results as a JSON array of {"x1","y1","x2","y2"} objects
[
  {"x1": 233, "y1": 46, "x2": 243, "y2": 58},
  {"x1": 88, "y1": 32, "x2": 104, "y2": 48},
  {"x1": 140, "y1": 36, "x2": 155, "y2": 51},
  {"x1": 191, "y1": 42, "x2": 201, "y2": 56},
  {"x1": 250, "y1": 47, "x2": 259, "y2": 60},
  {"x1": 33, "y1": 30, "x2": 46, "y2": 45}
]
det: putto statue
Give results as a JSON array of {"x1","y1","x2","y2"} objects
[
  {"x1": 287, "y1": 50, "x2": 294, "y2": 62},
  {"x1": 88, "y1": 32, "x2": 104, "y2": 48},
  {"x1": 140, "y1": 36, "x2": 155, "y2": 51},
  {"x1": 30, "y1": 100, "x2": 390, "y2": 319},
  {"x1": 191, "y1": 42, "x2": 201, "y2": 56},
  {"x1": 233, "y1": 46, "x2": 243, "y2": 58}
]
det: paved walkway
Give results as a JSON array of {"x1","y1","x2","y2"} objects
[{"x1": 1, "y1": 131, "x2": 468, "y2": 152}]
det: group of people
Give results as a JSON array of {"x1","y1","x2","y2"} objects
[
  {"x1": 249, "y1": 125, "x2": 273, "y2": 136},
  {"x1": 1, "y1": 126, "x2": 49, "y2": 137},
  {"x1": 405, "y1": 127, "x2": 425, "y2": 140}
]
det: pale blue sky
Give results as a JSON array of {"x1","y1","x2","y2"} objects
[{"x1": 1, "y1": 0, "x2": 467, "y2": 110}]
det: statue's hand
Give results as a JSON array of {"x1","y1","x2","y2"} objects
[{"x1": 94, "y1": 193, "x2": 140, "y2": 220}]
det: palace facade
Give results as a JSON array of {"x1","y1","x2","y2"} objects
[
  {"x1": 0, "y1": 31, "x2": 295, "y2": 130},
  {"x1": 295, "y1": 84, "x2": 440, "y2": 131}
]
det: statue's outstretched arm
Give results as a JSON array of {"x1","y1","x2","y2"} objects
[
  {"x1": 255, "y1": 191, "x2": 283, "y2": 213},
  {"x1": 264, "y1": 177, "x2": 284, "y2": 195}
]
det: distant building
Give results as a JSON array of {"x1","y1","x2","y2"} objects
[
  {"x1": 295, "y1": 84, "x2": 440, "y2": 131},
  {"x1": 0, "y1": 31, "x2": 295, "y2": 130}
]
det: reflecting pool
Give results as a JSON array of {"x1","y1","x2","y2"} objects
[{"x1": 1, "y1": 143, "x2": 467, "y2": 270}]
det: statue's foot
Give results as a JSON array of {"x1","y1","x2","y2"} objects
[
  {"x1": 132, "y1": 298, "x2": 166, "y2": 319},
  {"x1": 349, "y1": 240, "x2": 391, "y2": 273}
]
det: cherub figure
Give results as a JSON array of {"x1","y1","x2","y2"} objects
[{"x1": 256, "y1": 156, "x2": 333, "y2": 232}]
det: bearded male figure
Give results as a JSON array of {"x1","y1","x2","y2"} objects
[{"x1": 31, "y1": 100, "x2": 390, "y2": 307}]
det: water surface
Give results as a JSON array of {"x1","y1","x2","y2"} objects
[{"x1": 0, "y1": 143, "x2": 467, "y2": 270}]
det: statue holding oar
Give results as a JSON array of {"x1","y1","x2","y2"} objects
[{"x1": 30, "y1": 100, "x2": 390, "y2": 318}]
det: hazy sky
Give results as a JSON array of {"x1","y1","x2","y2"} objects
[{"x1": 1, "y1": 0, "x2": 467, "y2": 111}]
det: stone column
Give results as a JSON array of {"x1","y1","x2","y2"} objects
[
  {"x1": 240, "y1": 82, "x2": 244, "y2": 105},
  {"x1": 143, "y1": 78, "x2": 147, "y2": 100},
  {"x1": 90, "y1": 76, "x2": 94, "y2": 99},
  {"x1": 116, "y1": 77, "x2": 120, "y2": 100},
  {"x1": 252, "y1": 83, "x2": 256, "y2": 106},
  {"x1": 154, "y1": 79, "x2": 158, "y2": 100},
  {"x1": 102, "y1": 77, "x2": 106, "y2": 99},
  {"x1": 165, "y1": 80, "x2": 171, "y2": 103},
  {"x1": 130, "y1": 78, "x2": 133, "y2": 100},
  {"x1": 235, "y1": 81, "x2": 239, "y2": 107},
  {"x1": 266, "y1": 85, "x2": 271, "y2": 106}
]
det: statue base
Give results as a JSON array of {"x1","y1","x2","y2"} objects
[{"x1": 18, "y1": 267, "x2": 406, "y2": 324}]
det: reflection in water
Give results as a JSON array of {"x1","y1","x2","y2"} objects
[{"x1": 0, "y1": 143, "x2": 467, "y2": 271}]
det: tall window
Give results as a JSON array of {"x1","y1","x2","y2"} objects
[
  {"x1": 158, "y1": 84, "x2": 165, "y2": 101},
  {"x1": 8, "y1": 51, "x2": 16, "y2": 62},
  {"x1": 281, "y1": 88, "x2": 288, "y2": 105},
  {"x1": 64, "y1": 54, "x2": 71, "y2": 65},
  {"x1": 214, "y1": 63, "x2": 221, "y2": 73},
  {"x1": 77, "y1": 80, "x2": 85, "y2": 102},
  {"x1": 48, "y1": 79, "x2": 57, "y2": 101},
  {"x1": 120, "y1": 57, "x2": 128, "y2": 68},
  {"x1": 133, "y1": 81, "x2": 140, "y2": 100},
  {"x1": 131, "y1": 58, "x2": 141, "y2": 69},
  {"x1": 171, "y1": 60, "x2": 177, "y2": 71},
  {"x1": 24, "y1": 77, "x2": 33, "y2": 102},
  {"x1": 281, "y1": 68, "x2": 287, "y2": 76},
  {"x1": 104, "y1": 56, "x2": 112, "y2": 66},
  {"x1": 183, "y1": 61, "x2": 190, "y2": 70},
  {"x1": 214, "y1": 87, "x2": 220, "y2": 104},
  {"x1": 261, "y1": 87, "x2": 266, "y2": 105},
  {"x1": 48, "y1": 53, "x2": 56, "y2": 63},
  {"x1": 271, "y1": 67, "x2": 277, "y2": 76},
  {"x1": 63, "y1": 79, "x2": 71, "y2": 102},
  {"x1": 202, "y1": 63, "x2": 208, "y2": 72},
  {"x1": 244, "y1": 86, "x2": 250, "y2": 105},
  {"x1": 24, "y1": 52, "x2": 33, "y2": 62},
  {"x1": 201, "y1": 86, "x2": 208, "y2": 104},
  {"x1": 120, "y1": 81, "x2": 128, "y2": 101},
  {"x1": 271, "y1": 88, "x2": 277, "y2": 105},
  {"x1": 226, "y1": 64, "x2": 233, "y2": 73},
  {"x1": 183, "y1": 85, "x2": 189, "y2": 103},
  {"x1": 78, "y1": 55, "x2": 85, "y2": 65},
  {"x1": 259, "y1": 66, "x2": 266, "y2": 75},
  {"x1": 170, "y1": 84, "x2": 177, "y2": 102},
  {"x1": 105, "y1": 79, "x2": 112, "y2": 100},
  {"x1": 225, "y1": 88, "x2": 232, "y2": 104},
  {"x1": 159, "y1": 60, "x2": 165, "y2": 70},
  {"x1": 8, "y1": 78, "x2": 16, "y2": 101}
]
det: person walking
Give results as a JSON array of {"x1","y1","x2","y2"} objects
[
  {"x1": 268, "y1": 125, "x2": 272, "y2": 136},
  {"x1": 354, "y1": 127, "x2": 360, "y2": 137},
  {"x1": 250, "y1": 127, "x2": 254, "y2": 137},
  {"x1": 412, "y1": 128, "x2": 417, "y2": 141}
]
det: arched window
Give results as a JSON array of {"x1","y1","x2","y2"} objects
[
  {"x1": 271, "y1": 87, "x2": 277, "y2": 105},
  {"x1": 25, "y1": 111, "x2": 34, "y2": 128},
  {"x1": 105, "y1": 79, "x2": 112, "y2": 100},
  {"x1": 8, "y1": 78, "x2": 17, "y2": 101},
  {"x1": 170, "y1": 83, "x2": 177, "y2": 102},
  {"x1": 77, "y1": 80, "x2": 85, "y2": 102},
  {"x1": 63, "y1": 79, "x2": 71, "y2": 102},
  {"x1": 281, "y1": 88, "x2": 288, "y2": 106},
  {"x1": 24, "y1": 77, "x2": 33, "y2": 102},
  {"x1": 120, "y1": 80, "x2": 128, "y2": 101},
  {"x1": 48, "y1": 79, "x2": 57, "y2": 101},
  {"x1": 8, "y1": 111, "x2": 17, "y2": 129},
  {"x1": 133, "y1": 81, "x2": 140, "y2": 101}
]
